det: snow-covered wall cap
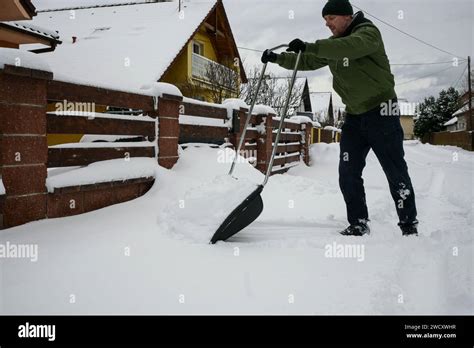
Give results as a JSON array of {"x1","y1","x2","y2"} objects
[
  {"x1": 253, "y1": 104, "x2": 276, "y2": 115},
  {"x1": 182, "y1": 96, "x2": 227, "y2": 109},
  {"x1": 140, "y1": 82, "x2": 183, "y2": 98},
  {"x1": 290, "y1": 115, "x2": 314, "y2": 124},
  {"x1": 0, "y1": 48, "x2": 52, "y2": 72},
  {"x1": 312, "y1": 121, "x2": 322, "y2": 128},
  {"x1": 324, "y1": 125, "x2": 342, "y2": 133},
  {"x1": 222, "y1": 98, "x2": 249, "y2": 110}
]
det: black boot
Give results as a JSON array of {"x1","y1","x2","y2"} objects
[
  {"x1": 399, "y1": 221, "x2": 418, "y2": 236},
  {"x1": 339, "y1": 221, "x2": 370, "y2": 236}
]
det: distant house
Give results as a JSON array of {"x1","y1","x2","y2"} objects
[
  {"x1": 398, "y1": 98, "x2": 417, "y2": 140},
  {"x1": 243, "y1": 76, "x2": 310, "y2": 117},
  {"x1": 0, "y1": 0, "x2": 61, "y2": 52},
  {"x1": 443, "y1": 91, "x2": 473, "y2": 132},
  {"x1": 274, "y1": 76, "x2": 310, "y2": 116},
  {"x1": 20, "y1": 0, "x2": 246, "y2": 100},
  {"x1": 307, "y1": 92, "x2": 334, "y2": 125}
]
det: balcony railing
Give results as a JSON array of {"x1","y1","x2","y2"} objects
[{"x1": 191, "y1": 53, "x2": 237, "y2": 84}]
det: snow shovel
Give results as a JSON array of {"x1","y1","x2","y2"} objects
[{"x1": 210, "y1": 45, "x2": 302, "y2": 244}]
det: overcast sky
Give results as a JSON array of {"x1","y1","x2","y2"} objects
[{"x1": 32, "y1": 0, "x2": 473, "y2": 109}]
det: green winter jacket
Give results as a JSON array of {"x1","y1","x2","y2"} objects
[{"x1": 276, "y1": 11, "x2": 396, "y2": 115}]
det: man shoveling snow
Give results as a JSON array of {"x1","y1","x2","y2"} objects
[{"x1": 261, "y1": 0, "x2": 418, "y2": 236}]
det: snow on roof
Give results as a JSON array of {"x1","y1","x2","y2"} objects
[
  {"x1": 309, "y1": 92, "x2": 331, "y2": 118},
  {"x1": 36, "y1": 1, "x2": 158, "y2": 12},
  {"x1": 443, "y1": 116, "x2": 458, "y2": 126},
  {"x1": 17, "y1": 1, "x2": 217, "y2": 93},
  {"x1": 1, "y1": 21, "x2": 60, "y2": 40},
  {"x1": 0, "y1": 47, "x2": 52, "y2": 71},
  {"x1": 453, "y1": 102, "x2": 472, "y2": 117}
]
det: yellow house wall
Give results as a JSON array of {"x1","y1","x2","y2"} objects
[
  {"x1": 400, "y1": 116, "x2": 415, "y2": 140},
  {"x1": 161, "y1": 26, "x2": 240, "y2": 102}
]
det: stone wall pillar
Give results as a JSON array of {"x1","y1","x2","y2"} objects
[
  {"x1": 256, "y1": 113, "x2": 274, "y2": 174},
  {"x1": 155, "y1": 93, "x2": 182, "y2": 169},
  {"x1": 301, "y1": 121, "x2": 313, "y2": 165},
  {"x1": 0, "y1": 65, "x2": 52, "y2": 228}
]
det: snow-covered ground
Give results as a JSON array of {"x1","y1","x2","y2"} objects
[{"x1": 0, "y1": 141, "x2": 472, "y2": 314}]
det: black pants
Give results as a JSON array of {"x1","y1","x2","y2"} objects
[{"x1": 338, "y1": 99, "x2": 418, "y2": 226}]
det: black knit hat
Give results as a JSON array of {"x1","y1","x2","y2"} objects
[{"x1": 322, "y1": 0, "x2": 354, "y2": 17}]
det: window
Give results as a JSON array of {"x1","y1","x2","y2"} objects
[{"x1": 193, "y1": 41, "x2": 203, "y2": 55}]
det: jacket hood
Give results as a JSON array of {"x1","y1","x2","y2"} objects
[{"x1": 341, "y1": 11, "x2": 375, "y2": 37}]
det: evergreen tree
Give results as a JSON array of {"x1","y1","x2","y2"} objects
[{"x1": 414, "y1": 87, "x2": 460, "y2": 138}]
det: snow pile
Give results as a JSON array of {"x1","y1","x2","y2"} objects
[
  {"x1": 222, "y1": 98, "x2": 249, "y2": 110},
  {"x1": 255, "y1": 122, "x2": 266, "y2": 134},
  {"x1": 162, "y1": 174, "x2": 259, "y2": 243},
  {"x1": 253, "y1": 104, "x2": 277, "y2": 115},
  {"x1": 0, "y1": 141, "x2": 472, "y2": 314},
  {"x1": 46, "y1": 157, "x2": 158, "y2": 192},
  {"x1": 290, "y1": 115, "x2": 314, "y2": 124},
  {"x1": 272, "y1": 116, "x2": 299, "y2": 124},
  {"x1": 140, "y1": 82, "x2": 182, "y2": 98},
  {"x1": 183, "y1": 97, "x2": 227, "y2": 109},
  {"x1": 221, "y1": 98, "x2": 249, "y2": 126},
  {"x1": 160, "y1": 146, "x2": 263, "y2": 243},
  {"x1": 324, "y1": 125, "x2": 342, "y2": 133},
  {"x1": 0, "y1": 48, "x2": 51, "y2": 72}
]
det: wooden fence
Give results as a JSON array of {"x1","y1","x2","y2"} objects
[
  {"x1": 0, "y1": 63, "x2": 316, "y2": 229},
  {"x1": 422, "y1": 131, "x2": 473, "y2": 151}
]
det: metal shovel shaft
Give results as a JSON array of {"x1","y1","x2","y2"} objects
[
  {"x1": 228, "y1": 44, "x2": 290, "y2": 176},
  {"x1": 263, "y1": 50, "x2": 302, "y2": 186}
]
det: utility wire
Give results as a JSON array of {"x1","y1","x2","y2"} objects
[
  {"x1": 397, "y1": 65, "x2": 456, "y2": 86},
  {"x1": 391, "y1": 60, "x2": 466, "y2": 66},
  {"x1": 451, "y1": 63, "x2": 469, "y2": 89},
  {"x1": 351, "y1": 3, "x2": 466, "y2": 60},
  {"x1": 237, "y1": 46, "x2": 466, "y2": 66}
]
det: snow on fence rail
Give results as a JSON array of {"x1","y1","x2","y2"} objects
[
  {"x1": 46, "y1": 111, "x2": 158, "y2": 167},
  {"x1": 176, "y1": 97, "x2": 314, "y2": 174}
]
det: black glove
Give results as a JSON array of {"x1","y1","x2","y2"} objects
[
  {"x1": 287, "y1": 38, "x2": 306, "y2": 53},
  {"x1": 261, "y1": 49, "x2": 278, "y2": 64}
]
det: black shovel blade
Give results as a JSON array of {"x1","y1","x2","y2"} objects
[{"x1": 210, "y1": 185, "x2": 264, "y2": 244}]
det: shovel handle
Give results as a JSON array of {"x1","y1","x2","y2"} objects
[{"x1": 228, "y1": 44, "x2": 291, "y2": 176}]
